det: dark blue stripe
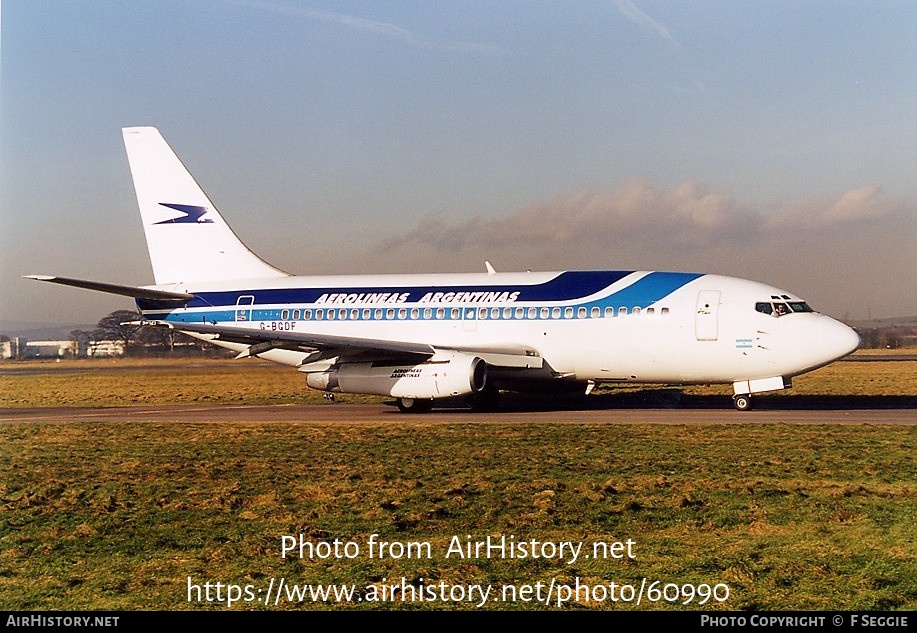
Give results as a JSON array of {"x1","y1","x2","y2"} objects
[
  {"x1": 137, "y1": 270, "x2": 638, "y2": 311},
  {"x1": 138, "y1": 271, "x2": 704, "y2": 322}
]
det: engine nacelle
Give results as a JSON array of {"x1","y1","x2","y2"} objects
[{"x1": 305, "y1": 352, "x2": 487, "y2": 400}]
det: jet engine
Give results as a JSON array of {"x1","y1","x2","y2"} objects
[{"x1": 305, "y1": 352, "x2": 487, "y2": 400}]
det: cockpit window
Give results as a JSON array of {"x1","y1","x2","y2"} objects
[{"x1": 756, "y1": 301, "x2": 815, "y2": 317}]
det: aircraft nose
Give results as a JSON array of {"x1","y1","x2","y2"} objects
[{"x1": 818, "y1": 318, "x2": 860, "y2": 363}]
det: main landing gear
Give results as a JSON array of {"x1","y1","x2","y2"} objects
[
  {"x1": 468, "y1": 386, "x2": 501, "y2": 412},
  {"x1": 733, "y1": 394, "x2": 753, "y2": 411},
  {"x1": 396, "y1": 387, "x2": 502, "y2": 414},
  {"x1": 396, "y1": 397, "x2": 433, "y2": 413}
]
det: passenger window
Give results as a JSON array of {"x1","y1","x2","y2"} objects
[
  {"x1": 661, "y1": 307, "x2": 669, "y2": 315},
  {"x1": 351, "y1": 309, "x2": 359, "y2": 320},
  {"x1": 436, "y1": 308, "x2": 444, "y2": 319},
  {"x1": 398, "y1": 308, "x2": 407, "y2": 319},
  {"x1": 451, "y1": 308, "x2": 460, "y2": 319},
  {"x1": 362, "y1": 309, "x2": 370, "y2": 319},
  {"x1": 304, "y1": 309, "x2": 312, "y2": 320},
  {"x1": 564, "y1": 307, "x2": 573, "y2": 319},
  {"x1": 410, "y1": 308, "x2": 419, "y2": 319},
  {"x1": 552, "y1": 307, "x2": 561, "y2": 319},
  {"x1": 577, "y1": 307, "x2": 586, "y2": 318},
  {"x1": 281, "y1": 309, "x2": 289, "y2": 320},
  {"x1": 386, "y1": 308, "x2": 394, "y2": 319},
  {"x1": 293, "y1": 309, "x2": 300, "y2": 320},
  {"x1": 503, "y1": 307, "x2": 512, "y2": 319},
  {"x1": 633, "y1": 307, "x2": 640, "y2": 316},
  {"x1": 618, "y1": 307, "x2": 627, "y2": 316},
  {"x1": 646, "y1": 307, "x2": 654, "y2": 315},
  {"x1": 491, "y1": 308, "x2": 500, "y2": 319},
  {"x1": 515, "y1": 307, "x2": 524, "y2": 319},
  {"x1": 604, "y1": 307, "x2": 613, "y2": 318},
  {"x1": 591, "y1": 307, "x2": 600, "y2": 318},
  {"x1": 424, "y1": 308, "x2": 432, "y2": 319},
  {"x1": 528, "y1": 307, "x2": 537, "y2": 319},
  {"x1": 374, "y1": 309, "x2": 382, "y2": 319},
  {"x1": 540, "y1": 307, "x2": 549, "y2": 319}
]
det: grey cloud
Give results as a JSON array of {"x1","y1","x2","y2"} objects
[
  {"x1": 767, "y1": 185, "x2": 902, "y2": 230},
  {"x1": 381, "y1": 180, "x2": 758, "y2": 253},
  {"x1": 365, "y1": 182, "x2": 915, "y2": 319}
]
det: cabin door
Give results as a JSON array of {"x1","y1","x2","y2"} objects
[
  {"x1": 235, "y1": 295, "x2": 255, "y2": 322},
  {"x1": 695, "y1": 290, "x2": 720, "y2": 341}
]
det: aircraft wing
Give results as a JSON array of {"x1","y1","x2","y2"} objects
[{"x1": 135, "y1": 320, "x2": 542, "y2": 368}]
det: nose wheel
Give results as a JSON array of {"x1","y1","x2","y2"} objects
[{"x1": 733, "y1": 394, "x2": 753, "y2": 411}]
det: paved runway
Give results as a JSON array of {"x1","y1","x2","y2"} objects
[{"x1": 1, "y1": 402, "x2": 913, "y2": 425}]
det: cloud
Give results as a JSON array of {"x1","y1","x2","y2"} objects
[
  {"x1": 767, "y1": 185, "x2": 901, "y2": 230},
  {"x1": 382, "y1": 181, "x2": 912, "y2": 256},
  {"x1": 224, "y1": 0, "x2": 501, "y2": 54},
  {"x1": 363, "y1": 181, "x2": 916, "y2": 318},
  {"x1": 614, "y1": 0, "x2": 678, "y2": 46},
  {"x1": 381, "y1": 180, "x2": 758, "y2": 253}
]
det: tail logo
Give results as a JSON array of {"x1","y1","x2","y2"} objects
[{"x1": 155, "y1": 203, "x2": 214, "y2": 224}]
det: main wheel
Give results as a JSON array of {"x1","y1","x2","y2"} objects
[
  {"x1": 468, "y1": 386, "x2": 501, "y2": 412},
  {"x1": 396, "y1": 397, "x2": 433, "y2": 413},
  {"x1": 733, "y1": 394, "x2": 753, "y2": 411}
]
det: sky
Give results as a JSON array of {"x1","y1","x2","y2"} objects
[{"x1": 1, "y1": 0, "x2": 915, "y2": 332}]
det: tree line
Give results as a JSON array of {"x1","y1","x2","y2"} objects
[{"x1": 70, "y1": 310, "x2": 229, "y2": 357}]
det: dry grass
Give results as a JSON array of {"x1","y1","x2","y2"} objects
[
  {"x1": 1, "y1": 353, "x2": 914, "y2": 409},
  {"x1": 1, "y1": 354, "x2": 915, "y2": 611},
  {"x1": 1, "y1": 421, "x2": 915, "y2": 610}
]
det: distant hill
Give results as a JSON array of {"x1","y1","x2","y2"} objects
[
  {"x1": 848, "y1": 316, "x2": 917, "y2": 349},
  {"x1": 848, "y1": 316, "x2": 917, "y2": 329}
]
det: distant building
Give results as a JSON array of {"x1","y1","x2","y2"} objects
[
  {"x1": 0, "y1": 337, "x2": 124, "y2": 359},
  {"x1": 14, "y1": 339, "x2": 74, "y2": 359},
  {"x1": 0, "y1": 338, "x2": 22, "y2": 360},
  {"x1": 86, "y1": 340, "x2": 126, "y2": 357}
]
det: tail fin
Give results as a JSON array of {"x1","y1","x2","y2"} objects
[{"x1": 122, "y1": 127, "x2": 289, "y2": 285}]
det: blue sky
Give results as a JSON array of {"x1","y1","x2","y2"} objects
[{"x1": 2, "y1": 0, "x2": 915, "y2": 329}]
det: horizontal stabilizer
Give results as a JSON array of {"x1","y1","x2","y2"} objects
[{"x1": 24, "y1": 275, "x2": 194, "y2": 301}]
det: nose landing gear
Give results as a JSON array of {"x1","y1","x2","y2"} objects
[{"x1": 733, "y1": 394, "x2": 753, "y2": 411}]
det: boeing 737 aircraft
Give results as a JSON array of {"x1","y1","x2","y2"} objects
[{"x1": 27, "y1": 127, "x2": 860, "y2": 412}]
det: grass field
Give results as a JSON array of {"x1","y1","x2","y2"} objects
[
  {"x1": 1, "y1": 355, "x2": 916, "y2": 611},
  {"x1": 1, "y1": 351, "x2": 915, "y2": 408}
]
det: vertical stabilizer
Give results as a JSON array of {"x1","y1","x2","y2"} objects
[{"x1": 122, "y1": 127, "x2": 289, "y2": 285}]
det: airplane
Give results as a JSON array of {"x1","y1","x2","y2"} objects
[{"x1": 26, "y1": 127, "x2": 860, "y2": 412}]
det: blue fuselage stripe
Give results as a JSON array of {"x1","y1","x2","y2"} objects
[{"x1": 137, "y1": 271, "x2": 703, "y2": 321}]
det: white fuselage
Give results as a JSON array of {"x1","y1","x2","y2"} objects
[{"x1": 139, "y1": 270, "x2": 859, "y2": 394}]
